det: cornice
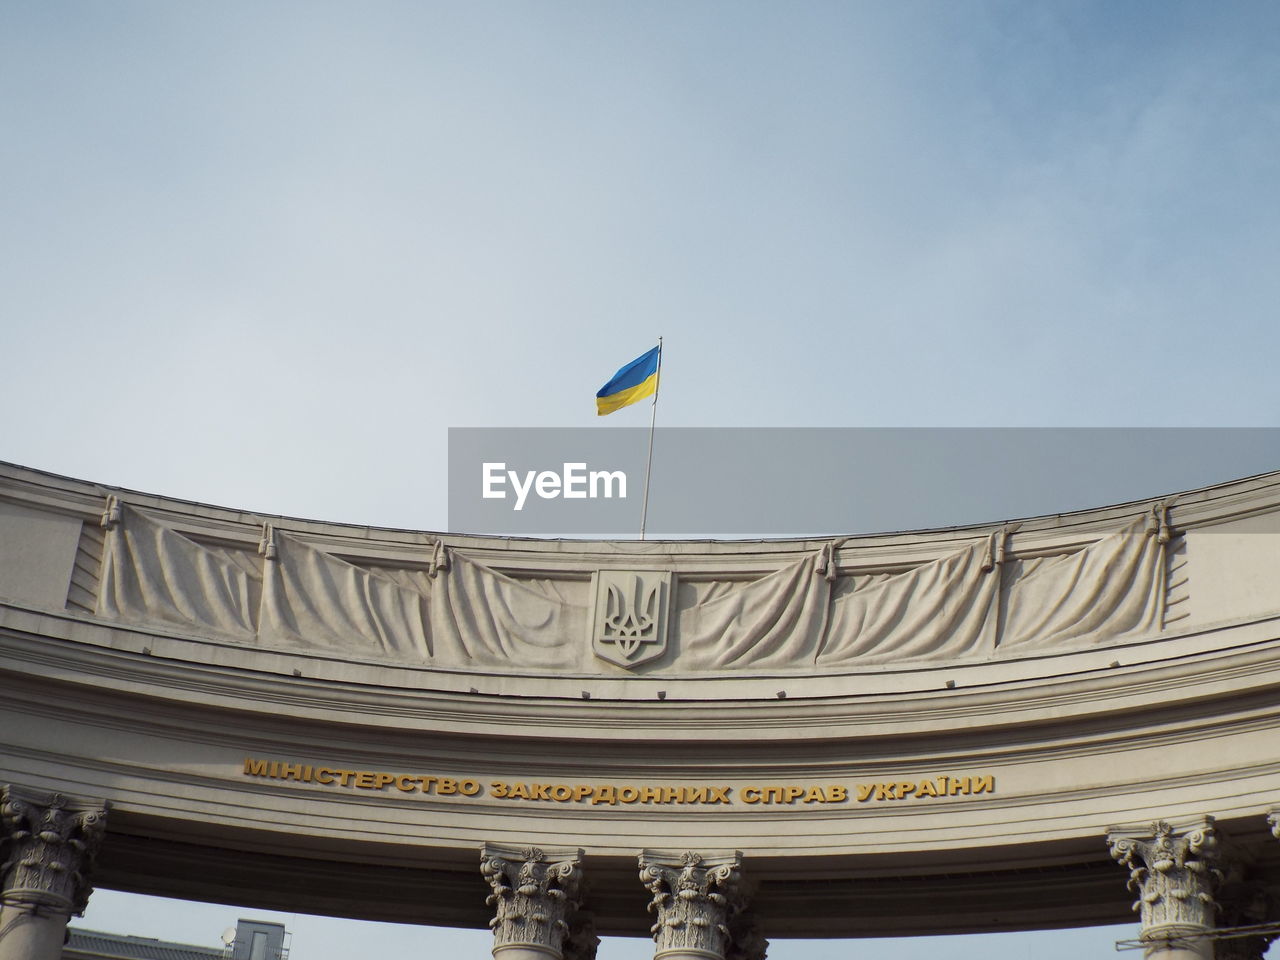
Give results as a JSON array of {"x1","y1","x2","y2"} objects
[
  {"x1": 5, "y1": 458, "x2": 1280, "y2": 569},
  {"x1": 3, "y1": 601, "x2": 1279, "y2": 745}
]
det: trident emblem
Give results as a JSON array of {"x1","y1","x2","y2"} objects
[{"x1": 591, "y1": 571, "x2": 672, "y2": 668}]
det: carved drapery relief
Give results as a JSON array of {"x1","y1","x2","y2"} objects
[
  {"x1": 98, "y1": 504, "x2": 256, "y2": 638},
  {"x1": 260, "y1": 531, "x2": 431, "y2": 658},
  {"x1": 819, "y1": 539, "x2": 996, "y2": 665},
  {"x1": 638, "y1": 851, "x2": 746, "y2": 960},
  {"x1": 1000, "y1": 518, "x2": 1166, "y2": 650},
  {"x1": 87, "y1": 501, "x2": 1174, "y2": 674},
  {"x1": 680, "y1": 557, "x2": 829, "y2": 670},
  {"x1": 0, "y1": 787, "x2": 108, "y2": 915},
  {"x1": 481, "y1": 845, "x2": 584, "y2": 959},
  {"x1": 1108, "y1": 819, "x2": 1223, "y2": 944},
  {"x1": 432, "y1": 553, "x2": 584, "y2": 668}
]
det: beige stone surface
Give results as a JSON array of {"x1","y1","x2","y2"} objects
[
  {"x1": 0, "y1": 499, "x2": 81, "y2": 608},
  {"x1": 2, "y1": 461, "x2": 1280, "y2": 937}
]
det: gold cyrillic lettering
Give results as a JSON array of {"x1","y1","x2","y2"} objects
[
  {"x1": 618, "y1": 786, "x2": 640, "y2": 803},
  {"x1": 826, "y1": 785, "x2": 848, "y2": 803},
  {"x1": 550, "y1": 784, "x2": 573, "y2": 801},
  {"x1": 856, "y1": 783, "x2": 876, "y2": 802},
  {"x1": 490, "y1": 781, "x2": 508, "y2": 798},
  {"x1": 948, "y1": 777, "x2": 970, "y2": 796},
  {"x1": 762, "y1": 786, "x2": 785, "y2": 803},
  {"x1": 459, "y1": 779, "x2": 481, "y2": 796},
  {"x1": 269, "y1": 761, "x2": 281, "y2": 778},
  {"x1": 419, "y1": 776, "x2": 437, "y2": 793},
  {"x1": 396, "y1": 775, "x2": 419, "y2": 792},
  {"x1": 509, "y1": 782, "x2": 531, "y2": 799},
  {"x1": 638, "y1": 786, "x2": 661, "y2": 803},
  {"x1": 686, "y1": 786, "x2": 710, "y2": 803},
  {"x1": 315, "y1": 767, "x2": 337, "y2": 785},
  {"x1": 591, "y1": 787, "x2": 617, "y2": 805},
  {"x1": 804, "y1": 786, "x2": 826, "y2": 803},
  {"x1": 280, "y1": 763, "x2": 306, "y2": 781},
  {"x1": 783, "y1": 786, "x2": 804, "y2": 803},
  {"x1": 438, "y1": 778, "x2": 458, "y2": 795},
  {"x1": 875, "y1": 783, "x2": 896, "y2": 800},
  {"x1": 972, "y1": 775, "x2": 994, "y2": 795},
  {"x1": 573, "y1": 785, "x2": 593, "y2": 802},
  {"x1": 914, "y1": 779, "x2": 938, "y2": 798},
  {"x1": 708, "y1": 786, "x2": 731, "y2": 804},
  {"x1": 336, "y1": 769, "x2": 356, "y2": 787},
  {"x1": 244, "y1": 758, "x2": 269, "y2": 777},
  {"x1": 372, "y1": 773, "x2": 394, "y2": 789},
  {"x1": 354, "y1": 771, "x2": 377, "y2": 789}
]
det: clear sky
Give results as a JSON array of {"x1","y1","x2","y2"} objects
[{"x1": 4, "y1": 1, "x2": 1279, "y2": 957}]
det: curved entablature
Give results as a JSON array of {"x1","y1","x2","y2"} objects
[
  {"x1": 3, "y1": 460, "x2": 1280, "y2": 699},
  {"x1": 3, "y1": 460, "x2": 1280, "y2": 942}
]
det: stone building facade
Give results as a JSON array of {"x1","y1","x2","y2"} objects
[{"x1": 2, "y1": 462, "x2": 1280, "y2": 960}]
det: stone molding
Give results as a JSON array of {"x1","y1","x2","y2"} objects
[
  {"x1": 638, "y1": 850, "x2": 746, "y2": 960},
  {"x1": 481, "y1": 843, "x2": 584, "y2": 960},
  {"x1": 0, "y1": 786, "x2": 108, "y2": 915},
  {"x1": 1107, "y1": 818, "x2": 1224, "y2": 946}
]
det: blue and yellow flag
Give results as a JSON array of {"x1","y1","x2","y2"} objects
[{"x1": 596, "y1": 345, "x2": 660, "y2": 416}]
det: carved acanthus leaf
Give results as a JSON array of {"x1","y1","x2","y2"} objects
[
  {"x1": 0, "y1": 786, "x2": 109, "y2": 915},
  {"x1": 481, "y1": 844, "x2": 584, "y2": 958},
  {"x1": 638, "y1": 850, "x2": 747, "y2": 959},
  {"x1": 1107, "y1": 819, "x2": 1224, "y2": 939}
]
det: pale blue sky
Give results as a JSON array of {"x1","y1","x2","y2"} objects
[
  {"x1": 4, "y1": 1, "x2": 1280, "y2": 528},
  {"x1": 4, "y1": 1, "x2": 1279, "y2": 956},
  {"x1": 80, "y1": 890, "x2": 1136, "y2": 960}
]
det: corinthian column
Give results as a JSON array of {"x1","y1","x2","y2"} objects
[
  {"x1": 481, "y1": 844, "x2": 585, "y2": 960},
  {"x1": 1107, "y1": 818, "x2": 1224, "y2": 960},
  {"x1": 0, "y1": 786, "x2": 108, "y2": 960},
  {"x1": 638, "y1": 850, "x2": 748, "y2": 960}
]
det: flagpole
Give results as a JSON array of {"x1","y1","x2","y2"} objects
[{"x1": 639, "y1": 337, "x2": 662, "y2": 540}]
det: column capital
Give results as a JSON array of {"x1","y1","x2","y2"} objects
[
  {"x1": 481, "y1": 844, "x2": 585, "y2": 960},
  {"x1": 1, "y1": 786, "x2": 108, "y2": 916},
  {"x1": 638, "y1": 850, "x2": 746, "y2": 960},
  {"x1": 1107, "y1": 817, "x2": 1223, "y2": 953}
]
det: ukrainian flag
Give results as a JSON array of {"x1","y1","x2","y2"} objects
[{"x1": 596, "y1": 345, "x2": 660, "y2": 416}]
